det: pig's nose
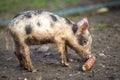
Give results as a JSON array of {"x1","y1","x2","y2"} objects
[{"x1": 83, "y1": 49, "x2": 92, "y2": 58}]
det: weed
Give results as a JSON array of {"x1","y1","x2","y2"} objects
[
  {"x1": 0, "y1": 0, "x2": 80, "y2": 13},
  {"x1": 91, "y1": 23, "x2": 107, "y2": 30},
  {"x1": 0, "y1": 0, "x2": 80, "y2": 20}
]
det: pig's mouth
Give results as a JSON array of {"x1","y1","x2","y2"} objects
[{"x1": 81, "y1": 48, "x2": 92, "y2": 59}]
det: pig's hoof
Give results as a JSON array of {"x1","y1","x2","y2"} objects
[
  {"x1": 65, "y1": 62, "x2": 70, "y2": 67},
  {"x1": 24, "y1": 66, "x2": 37, "y2": 73},
  {"x1": 60, "y1": 60, "x2": 70, "y2": 67},
  {"x1": 29, "y1": 68, "x2": 37, "y2": 73},
  {"x1": 61, "y1": 60, "x2": 64, "y2": 64},
  {"x1": 62, "y1": 62, "x2": 70, "y2": 67},
  {"x1": 32, "y1": 69, "x2": 37, "y2": 73},
  {"x1": 28, "y1": 68, "x2": 37, "y2": 73}
]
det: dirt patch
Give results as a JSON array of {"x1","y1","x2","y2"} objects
[{"x1": 0, "y1": 11, "x2": 120, "y2": 80}]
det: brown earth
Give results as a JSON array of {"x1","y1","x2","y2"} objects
[{"x1": 0, "y1": 9, "x2": 120, "y2": 80}]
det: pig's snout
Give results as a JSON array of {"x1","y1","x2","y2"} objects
[{"x1": 83, "y1": 48, "x2": 92, "y2": 58}]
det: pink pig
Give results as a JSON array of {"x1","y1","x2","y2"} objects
[{"x1": 8, "y1": 10, "x2": 96, "y2": 72}]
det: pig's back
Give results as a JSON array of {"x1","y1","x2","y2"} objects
[{"x1": 8, "y1": 10, "x2": 74, "y2": 38}]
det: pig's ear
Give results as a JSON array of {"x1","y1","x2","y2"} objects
[{"x1": 76, "y1": 18, "x2": 89, "y2": 34}]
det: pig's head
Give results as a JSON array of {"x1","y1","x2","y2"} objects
[{"x1": 75, "y1": 18, "x2": 92, "y2": 58}]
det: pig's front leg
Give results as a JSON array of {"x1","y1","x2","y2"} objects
[{"x1": 55, "y1": 37, "x2": 70, "y2": 66}]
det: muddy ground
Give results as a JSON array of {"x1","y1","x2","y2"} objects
[{"x1": 0, "y1": 10, "x2": 120, "y2": 80}]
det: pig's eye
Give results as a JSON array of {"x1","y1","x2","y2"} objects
[
  {"x1": 78, "y1": 35, "x2": 88, "y2": 46},
  {"x1": 83, "y1": 40, "x2": 87, "y2": 44}
]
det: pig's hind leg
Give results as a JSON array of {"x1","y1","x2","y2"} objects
[
  {"x1": 14, "y1": 39, "x2": 36, "y2": 72},
  {"x1": 19, "y1": 43, "x2": 36, "y2": 72},
  {"x1": 14, "y1": 41, "x2": 24, "y2": 67}
]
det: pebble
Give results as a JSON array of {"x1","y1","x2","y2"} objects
[
  {"x1": 98, "y1": 53, "x2": 106, "y2": 57},
  {"x1": 69, "y1": 72, "x2": 81, "y2": 77},
  {"x1": 37, "y1": 45, "x2": 49, "y2": 52},
  {"x1": 18, "y1": 77, "x2": 23, "y2": 80},
  {"x1": 69, "y1": 74, "x2": 73, "y2": 77},
  {"x1": 7, "y1": 57, "x2": 13, "y2": 61},
  {"x1": 45, "y1": 52, "x2": 51, "y2": 56},
  {"x1": 35, "y1": 76, "x2": 42, "y2": 80},
  {"x1": 100, "y1": 64, "x2": 105, "y2": 68},
  {"x1": 24, "y1": 78, "x2": 27, "y2": 80}
]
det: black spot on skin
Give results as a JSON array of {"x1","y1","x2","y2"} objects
[
  {"x1": 25, "y1": 36, "x2": 40, "y2": 45},
  {"x1": 72, "y1": 24, "x2": 78, "y2": 33},
  {"x1": 50, "y1": 14, "x2": 57, "y2": 22},
  {"x1": 13, "y1": 14, "x2": 20, "y2": 18},
  {"x1": 34, "y1": 13, "x2": 37, "y2": 15},
  {"x1": 25, "y1": 36, "x2": 53, "y2": 45},
  {"x1": 65, "y1": 18, "x2": 72, "y2": 24},
  {"x1": 24, "y1": 13, "x2": 31, "y2": 18},
  {"x1": 25, "y1": 25, "x2": 32, "y2": 35},
  {"x1": 25, "y1": 37, "x2": 32, "y2": 45},
  {"x1": 37, "y1": 10, "x2": 42, "y2": 14},
  {"x1": 34, "y1": 10, "x2": 42, "y2": 15},
  {"x1": 37, "y1": 22, "x2": 40, "y2": 26},
  {"x1": 78, "y1": 35, "x2": 88, "y2": 46}
]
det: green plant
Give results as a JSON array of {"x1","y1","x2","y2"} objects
[{"x1": 91, "y1": 23, "x2": 107, "y2": 30}]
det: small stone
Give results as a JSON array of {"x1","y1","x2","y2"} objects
[
  {"x1": 107, "y1": 46, "x2": 110, "y2": 49},
  {"x1": 4, "y1": 65, "x2": 8, "y2": 69},
  {"x1": 100, "y1": 64, "x2": 105, "y2": 68},
  {"x1": 18, "y1": 77, "x2": 23, "y2": 80},
  {"x1": 76, "y1": 72, "x2": 81, "y2": 75},
  {"x1": 113, "y1": 23, "x2": 120, "y2": 27},
  {"x1": 31, "y1": 45, "x2": 39, "y2": 49},
  {"x1": 102, "y1": 51, "x2": 104, "y2": 53},
  {"x1": 69, "y1": 59, "x2": 74, "y2": 62},
  {"x1": 45, "y1": 53, "x2": 51, "y2": 56},
  {"x1": 35, "y1": 76, "x2": 42, "y2": 80},
  {"x1": 115, "y1": 78, "x2": 120, "y2": 80},
  {"x1": 7, "y1": 57, "x2": 13, "y2": 61},
  {"x1": 55, "y1": 77, "x2": 61, "y2": 80},
  {"x1": 69, "y1": 74, "x2": 73, "y2": 76},
  {"x1": 24, "y1": 78, "x2": 27, "y2": 80},
  {"x1": 37, "y1": 45, "x2": 49, "y2": 52},
  {"x1": 98, "y1": 53, "x2": 106, "y2": 57}
]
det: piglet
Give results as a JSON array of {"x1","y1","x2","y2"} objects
[{"x1": 8, "y1": 10, "x2": 96, "y2": 72}]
